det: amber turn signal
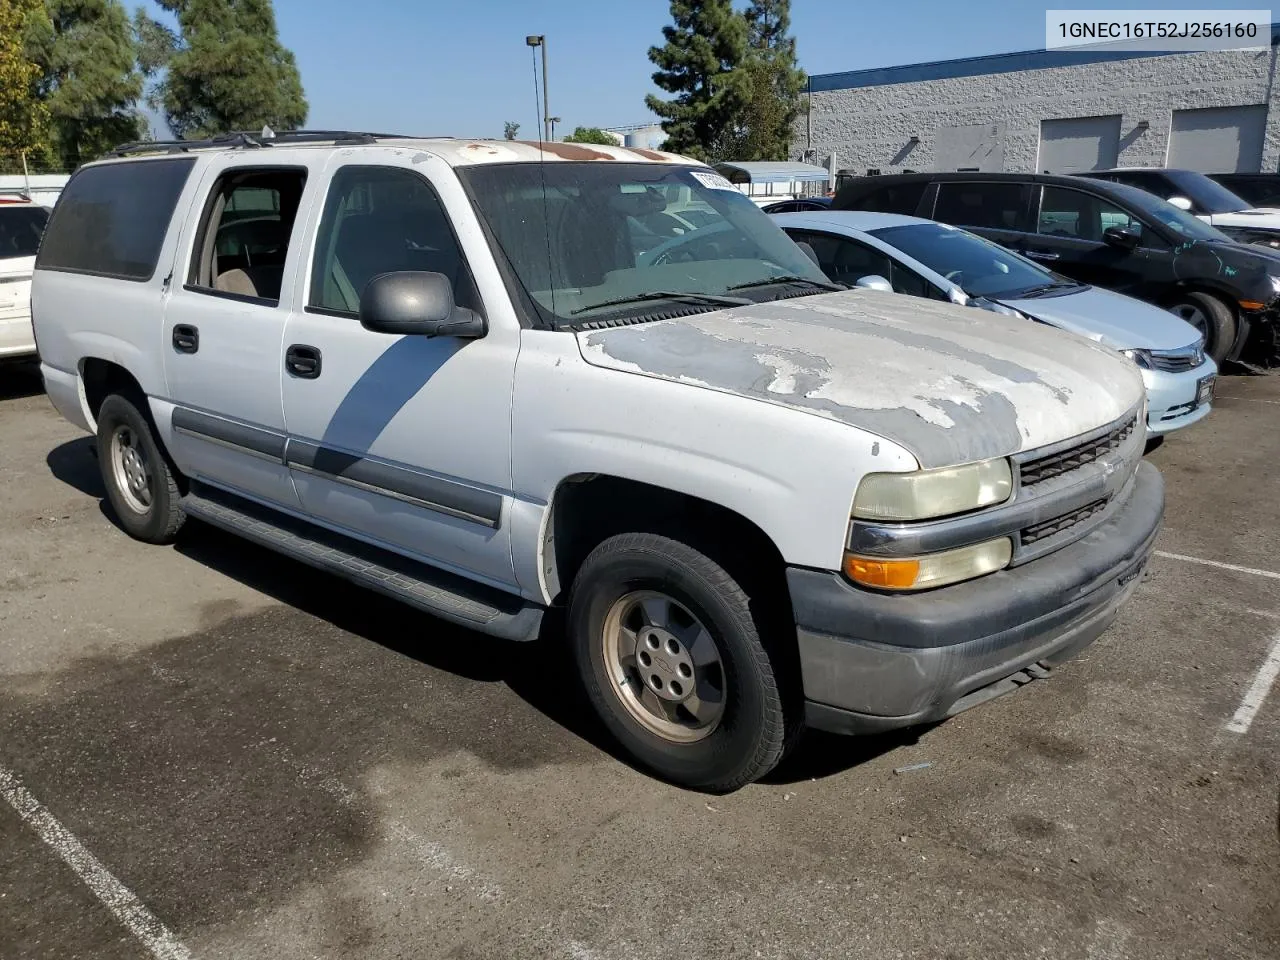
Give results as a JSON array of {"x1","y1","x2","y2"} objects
[{"x1": 844, "y1": 555, "x2": 921, "y2": 589}]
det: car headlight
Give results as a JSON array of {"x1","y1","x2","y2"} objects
[
  {"x1": 844, "y1": 538, "x2": 1013, "y2": 591},
  {"x1": 1121, "y1": 347, "x2": 1152, "y2": 369},
  {"x1": 852, "y1": 458, "x2": 1013, "y2": 522}
]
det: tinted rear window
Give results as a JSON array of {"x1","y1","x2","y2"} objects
[
  {"x1": 933, "y1": 182, "x2": 1029, "y2": 231},
  {"x1": 37, "y1": 158, "x2": 196, "y2": 281},
  {"x1": 838, "y1": 182, "x2": 925, "y2": 215},
  {"x1": 0, "y1": 206, "x2": 49, "y2": 260}
]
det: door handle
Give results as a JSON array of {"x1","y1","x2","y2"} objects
[
  {"x1": 285, "y1": 344, "x2": 322, "y2": 379},
  {"x1": 1024, "y1": 250, "x2": 1060, "y2": 261},
  {"x1": 172, "y1": 324, "x2": 199, "y2": 353}
]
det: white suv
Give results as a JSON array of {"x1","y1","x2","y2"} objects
[
  {"x1": 0, "y1": 191, "x2": 49, "y2": 361},
  {"x1": 32, "y1": 132, "x2": 1164, "y2": 790}
]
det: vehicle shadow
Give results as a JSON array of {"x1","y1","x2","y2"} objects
[
  {"x1": 0, "y1": 360, "x2": 44, "y2": 400},
  {"x1": 44, "y1": 435, "x2": 910, "y2": 788}
]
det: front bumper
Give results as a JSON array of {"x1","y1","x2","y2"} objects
[
  {"x1": 790, "y1": 461, "x2": 1164, "y2": 735},
  {"x1": 1141, "y1": 361, "x2": 1216, "y2": 436}
]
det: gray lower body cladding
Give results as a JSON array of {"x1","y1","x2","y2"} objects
[{"x1": 790, "y1": 461, "x2": 1164, "y2": 734}]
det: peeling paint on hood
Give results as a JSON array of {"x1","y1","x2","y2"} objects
[{"x1": 577, "y1": 290, "x2": 1145, "y2": 469}]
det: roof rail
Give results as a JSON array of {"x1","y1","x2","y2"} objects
[
  {"x1": 0, "y1": 187, "x2": 32, "y2": 201},
  {"x1": 107, "y1": 129, "x2": 417, "y2": 157}
]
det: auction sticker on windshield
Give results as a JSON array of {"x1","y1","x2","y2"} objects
[{"x1": 689, "y1": 171, "x2": 736, "y2": 191}]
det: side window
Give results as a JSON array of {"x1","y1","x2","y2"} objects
[
  {"x1": 1038, "y1": 186, "x2": 1142, "y2": 243},
  {"x1": 887, "y1": 261, "x2": 935, "y2": 298},
  {"x1": 788, "y1": 231, "x2": 893, "y2": 285},
  {"x1": 933, "y1": 182, "x2": 1029, "y2": 231},
  {"x1": 849, "y1": 182, "x2": 926, "y2": 215},
  {"x1": 36, "y1": 157, "x2": 195, "y2": 281},
  {"x1": 187, "y1": 167, "x2": 307, "y2": 304},
  {"x1": 309, "y1": 165, "x2": 478, "y2": 317}
]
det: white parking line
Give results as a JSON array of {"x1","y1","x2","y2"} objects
[
  {"x1": 1154, "y1": 550, "x2": 1280, "y2": 582},
  {"x1": 1226, "y1": 631, "x2": 1280, "y2": 735},
  {"x1": 0, "y1": 765, "x2": 192, "y2": 960}
]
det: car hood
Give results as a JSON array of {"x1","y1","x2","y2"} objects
[
  {"x1": 997, "y1": 285, "x2": 1199, "y2": 351},
  {"x1": 576, "y1": 290, "x2": 1145, "y2": 469}
]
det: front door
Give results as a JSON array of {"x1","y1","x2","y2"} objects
[
  {"x1": 161, "y1": 157, "x2": 321, "y2": 509},
  {"x1": 279, "y1": 158, "x2": 519, "y2": 591},
  {"x1": 1019, "y1": 184, "x2": 1171, "y2": 296}
]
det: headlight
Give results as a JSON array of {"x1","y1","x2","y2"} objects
[
  {"x1": 844, "y1": 538, "x2": 1013, "y2": 591},
  {"x1": 1121, "y1": 347, "x2": 1152, "y2": 369},
  {"x1": 852, "y1": 458, "x2": 1012, "y2": 522}
]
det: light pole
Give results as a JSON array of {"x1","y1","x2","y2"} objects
[
  {"x1": 549, "y1": 116, "x2": 561, "y2": 141},
  {"x1": 525, "y1": 35, "x2": 551, "y2": 142}
]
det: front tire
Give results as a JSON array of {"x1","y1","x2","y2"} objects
[
  {"x1": 1169, "y1": 292, "x2": 1236, "y2": 365},
  {"x1": 568, "y1": 533, "x2": 795, "y2": 791},
  {"x1": 96, "y1": 393, "x2": 185, "y2": 544}
]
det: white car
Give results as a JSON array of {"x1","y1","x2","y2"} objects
[
  {"x1": 1080, "y1": 169, "x2": 1280, "y2": 249},
  {"x1": 0, "y1": 192, "x2": 49, "y2": 361},
  {"x1": 773, "y1": 210, "x2": 1217, "y2": 437},
  {"x1": 32, "y1": 132, "x2": 1162, "y2": 790}
]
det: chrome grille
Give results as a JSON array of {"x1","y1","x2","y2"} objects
[
  {"x1": 1147, "y1": 346, "x2": 1202, "y2": 373},
  {"x1": 1021, "y1": 499, "x2": 1107, "y2": 545},
  {"x1": 1019, "y1": 415, "x2": 1137, "y2": 488}
]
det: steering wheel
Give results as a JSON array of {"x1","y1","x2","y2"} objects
[
  {"x1": 640, "y1": 222, "x2": 735, "y2": 267},
  {"x1": 944, "y1": 269, "x2": 964, "y2": 283}
]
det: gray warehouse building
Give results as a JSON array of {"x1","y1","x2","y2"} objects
[{"x1": 802, "y1": 25, "x2": 1280, "y2": 176}]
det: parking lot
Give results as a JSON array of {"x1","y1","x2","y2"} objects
[{"x1": 0, "y1": 364, "x2": 1276, "y2": 960}]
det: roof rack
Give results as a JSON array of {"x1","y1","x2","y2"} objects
[{"x1": 107, "y1": 129, "x2": 417, "y2": 157}]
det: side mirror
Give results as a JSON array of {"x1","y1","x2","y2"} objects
[
  {"x1": 1102, "y1": 225, "x2": 1141, "y2": 250},
  {"x1": 1167, "y1": 196, "x2": 1193, "y2": 212},
  {"x1": 948, "y1": 286, "x2": 967, "y2": 305},
  {"x1": 855, "y1": 274, "x2": 894, "y2": 292},
  {"x1": 359, "y1": 271, "x2": 485, "y2": 338}
]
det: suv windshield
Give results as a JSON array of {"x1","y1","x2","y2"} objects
[
  {"x1": 869, "y1": 221, "x2": 1066, "y2": 299},
  {"x1": 1167, "y1": 170, "x2": 1250, "y2": 214},
  {"x1": 1109, "y1": 183, "x2": 1230, "y2": 242},
  {"x1": 458, "y1": 162, "x2": 831, "y2": 326},
  {"x1": 0, "y1": 205, "x2": 49, "y2": 260}
]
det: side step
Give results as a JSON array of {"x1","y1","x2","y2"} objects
[{"x1": 181, "y1": 481, "x2": 544, "y2": 642}]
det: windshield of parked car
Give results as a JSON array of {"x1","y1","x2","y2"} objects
[
  {"x1": 1109, "y1": 183, "x2": 1231, "y2": 242},
  {"x1": 868, "y1": 221, "x2": 1069, "y2": 298},
  {"x1": 0, "y1": 205, "x2": 49, "y2": 260},
  {"x1": 1169, "y1": 170, "x2": 1251, "y2": 214},
  {"x1": 457, "y1": 162, "x2": 832, "y2": 326}
]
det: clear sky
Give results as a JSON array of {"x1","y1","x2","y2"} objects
[{"x1": 129, "y1": 0, "x2": 1250, "y2": 139}]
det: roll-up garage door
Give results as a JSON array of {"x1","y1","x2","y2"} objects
[
  {"x1": 1168, "y1": 105, "x2": 1266, "y2": 173},
  {"x1": 1037, "y1": 116, "x2": 1122, "y2": 174}
]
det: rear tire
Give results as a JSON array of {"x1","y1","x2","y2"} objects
[
  {"x1": 1169, "y1": 292, "x2": 1236, "y2": 365},
  {"x1": 95, "y1": 393, "x2": 185, "y2": 544},
  {"x1": 568, "y1": 532, "x2": 796, "y2": 792}
]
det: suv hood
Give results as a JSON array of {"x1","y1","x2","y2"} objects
[
  {"x1": 577, "y1": 290, "x2": 1145, "y2": 469},
  {"x1": 997, "y1": 285, "x2": 1199, "y2": 351}
]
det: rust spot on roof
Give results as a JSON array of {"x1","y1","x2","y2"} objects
[
  {"x1": 515, "y1": 140, "x2": 615, "y2": 161},
  {"x1": 631, "y1": 148, "x2": 668, "y2": 161}
]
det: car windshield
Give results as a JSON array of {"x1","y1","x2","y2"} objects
[
  {"x1": 1169, "y1": 171, "x2": 1251, "y2": 214},
  {"x1": 868, "y1": 221, "x2": 1067, "y2": 298},
  {"x1": 0, "y1": 205, "x2": 49, "y2": 260},
  {"x1": 1109, "y1": 183, "x2": 1231, "y2": 242},
  {"x1": 457, "y1": 162, "x2": 831, "y2": 326}
]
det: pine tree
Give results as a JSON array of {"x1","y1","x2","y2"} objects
[
  {"x1": 24, "y1": 0, "x2": 146, "y2": 167},
  {"x1": 0, "y1": 0, "x2": 50, "y2": 170},
  {"x1": 737, "y1": 0, "x2": 806, "y2": 161},
  {"x1": 644, "y1": 0, "x2": 749, "y2": 162},
  {"x1": 137, "y1": 0, "x2": 307, "y2": 139}
]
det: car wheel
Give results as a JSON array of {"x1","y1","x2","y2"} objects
[
  {"x1": 1168, "y1": 292, "x2": 1237, "y2": 365},
  {"x1": 568, "y1": 532, "x2": 796, "y2": 792},
  {"x1": 96, "y1": 393, "x2": 185, "y2": 544}
]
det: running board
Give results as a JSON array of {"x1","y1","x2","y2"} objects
[{"x1": 181, "y1": 482, "x2": 544, "y2": 642}]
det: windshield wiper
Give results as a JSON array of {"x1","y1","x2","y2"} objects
[
  {"x1": 726, "y1": 275, "x2": 843, "y2": 293},
  {"x1": 1013, "y1": 280, "x2": 1081, "y2": 298},
  {"x1": 570, "y1": 290, "x2": 750, "y2": 316}
]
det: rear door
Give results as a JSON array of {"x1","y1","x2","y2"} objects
[
  {"x1": 1019, "y1": 184, "x2": 1176, "y2": 295},
  {"x1": 927, "y1": 180, "x2": 1033, "y2": 251}
]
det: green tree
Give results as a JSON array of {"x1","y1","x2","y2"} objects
[
  {"x1": 137, "y1": 0, "x2": 307, "y2": 139},
  {"x1": 736, "y1": 0, "x2": 806, "y2": 160},
  {"x1": 562, "y1": 126, "x2": 617, "y2": 145},
  {"x1": 24, "y1": 0, "x2": 146, "y2": 168},
  {"x1": 502, "y1": 120, "x2": 520, "y2": 140},
  {"x1": 0, "y1": 0, "x2": 51, "y2": 171},
  {"x1": 644, "y1": 0, "x2": 749, "y2": 161}
]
